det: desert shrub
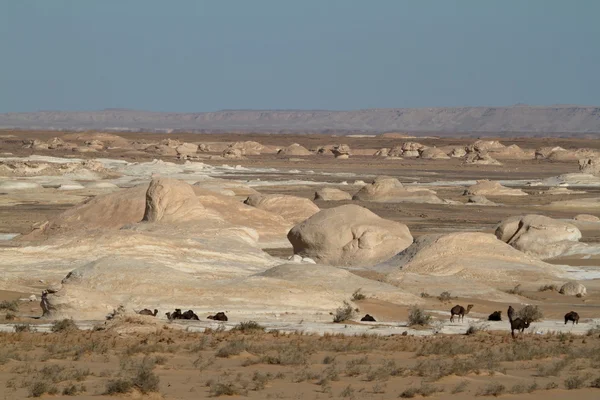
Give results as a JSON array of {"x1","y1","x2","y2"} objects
[
  {"x1": 451, "y1": 380, "x2": 469, "y2": 394},
  {"x1": 466, "y1": 322, "x2": 488, "y2": 336},
  {"x1": 407, "y1": 306, "x2": 432, "y2": 326},
  {"x1": 104, "y1": 379, "x2": 132, "y2": 394},
  {"x1": 216, "y1": 340, "x2": 246, "y2": 358},
  {"x1": 51, "y1": 319, "x2": 78, "y2": 333},
  {"x1": 420, "y1": 292, "x2": 431, "y2": 298},
  {"x1": 351, "y1": 288, "x2": 366, "y2": 301},
  {"x1": 437, "y1": 291, "x2": 452, "y2": 302},
  {"x1": 131, "y1": 363, "x2": 160, "y2": 394},
  {"x1": 340, "y1": 385, "x2": 355, "y2": 398},
  {"x1": 400, "y1": 383, "x2": 442, "y2": 398},
  {"x1": 28, "y1": 381, "x2": 58, "y2": 398},
  {"x1": 209, "y1": 381, "x2": 242, "y2": 397},
  {"x1": 517, "y1": 305, "x2": 543, "y2": 322},
  {"x1": 372, "y1": 382, "x2": 386, "y2": 393},
  {"x1": 232, "y1": 321, "x2": 264, "y2": 333},
  {"x1": 506, "y1": 284, "x2": 523, "y2": 295},
  {"x1": 323, "y1": 355, "x2": 336, "y2": 364},
  {"x1": 333, "y1": 301, "x2": 356, "y2": 323},
  {"x1": 365, "y1": 360, "x2": 402, "y2": 381},
  {"x1": 261, "y1": 346, "x2": 308, "y2": 365},
  {"x1": 546, "y1": 382, "x2": 558, "y2": 390},
  {"x1": 587, "y1": 325, "x2": 600, "y2": 337},
  {"x1": 564, "y1": 375, "x2": 586, "y2": 390},
  {"x1": 476, "y1": 382, "x2": 505, "y2": 396},
  {"x1": 5, "y1": 312, "x2": 15, "y2": 321},
  {"x1": 538, "y1": 284, "x2": 558, "y2": 292},
  {"x1": 590, "y1": 376, "x2": 600, "y2": 388},
  {"x1": 0, "y1": 300, "x2": 19, "y2": 312},
  {"x1": 537, "y1": 359, "x2": 569, "y2": 377},
  {"x1": 14, "y1": 324, "x2": 34, "y2": 333},
  {"x1": 62, "y1": 384, "x2": 85, "y2": 396}
]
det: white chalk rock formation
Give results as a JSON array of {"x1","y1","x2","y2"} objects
[
  {"x1": 464, "y1": 180, "x2": 528, "y2": 196},
  {"x1": 464, "y1": 153, "x2": 502, "y2": 165},
  {"x1": 229, "y1": 141, "x2": 264, "y2": 155},
  {"x1": 175, "y1": 143, "x2": 199, "y2": 157},
  {"x1": 352, "y1": 176, "x2": 444, "y2": 204},
  {"x1": 314, "y1": 188, "x2": 352, "y2": 201},
  {"x1": 559, "y1": 281, "x2": 587, "y2": 296},
  {"x1": 222, "y1": 147, "x2": 245, "y2": 159},
  {"x1": 287, "y1": 204, "x2": 413, "y2": 266},
  {"x1": 244, "y1": 194, "x2": 320, "y2": 224},
  {"x1": 579, "y1": 157, "x2": 600, "y2": 176},
  {"x1": 331, "y1": 144, "x2": 351, "y2": 159},
  {"x1": 419, "y1": 147, "x2": 450, "y2": 159},
  {"x1": 495, "y1": 214, "x2": 582, "y2": 259},
  {"x1": 142, "y1": 178, "x2": 207, "y2": 223},
  {"x1": 277, "y1": 144, "x2": 312, "y2": 156}
]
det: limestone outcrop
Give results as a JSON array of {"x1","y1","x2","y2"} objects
[
  {"x1": 287, "y1": 204, "x2": 413, "y2": 266},
  {"x1": 352, "y1": 177, "x2": 444, "y2": 204},
  {"x1": 244, "y1": 194, "x2": 320, "y2": 224},
  {"x1": 314, "y1": 188, "x2": 352, "y2": 201}
]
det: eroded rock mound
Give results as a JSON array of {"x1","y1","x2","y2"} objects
[
  {"x1": 352, "y1": 176, "x2": 443, "y2": 204},
  {"x1": 175, "y1": 143, "x2": 199, "y2": 157},
  {"x1": 374, "y1": 148, "x2": 390, "y2": 157},
  {"x1": 579, "y1": 157, "x2": 600, "y2": 176},
  {"x1": 222, "y1": 147, "x2": 245, "y2": 159},
  {"x1": 467, "y1": 195, "x2": 497, "y2": 206},
  {"x1": 331, "y1": 144, "x2": 351, "y2": 159},
  {"x1": 449, "y1": 147, "x2": 467, "y2": 158},
  {"x1": 143, "y1": 178, "x2": 206, "y2": 223},
  {"x1": 244, "y1": 194, "x2": 319, "y2": 224},
  {"x1": 574, "y1": 214, "x2": 600, "y2": 222},
  {"x1": 314, "y1": 188, "x2": 352, "y2": 201},
  {"x1": 419, "y1": 147, "x2": 450, "y2": 159},
  {"x1": 229, "y1": 141, "x2": 264, "y2": 155},
  {"x1": 278, "y1": 144, "x2": 312, "y2": 156},
  {"x1": 287, "y1": 204, "x2": 413, "y2": 266},
  {"x1": 559, "y1": 281, "x2": 587, "y2": 296},
  {"x1": 464, "y1": 180, "x2": 528, "y2": 196},
  {"x1": 379, "y1": 232, "x2": 561, "y2": 284},
  {"x1": 464, "y1": 153, "x2": 502, "y2": 165},
  {"x1": 472, "y1": 140, "x2": 506, "y2": 152},
  {"x1": 495, "y1": 215, "x2": 582, "y2": 259}
]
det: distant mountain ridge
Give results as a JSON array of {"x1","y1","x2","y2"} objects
[{"x1": 0, "y1": 106, "x2": 599, "y2": 134}]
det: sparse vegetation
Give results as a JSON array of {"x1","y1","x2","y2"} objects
[
  {"x1": 466, "y1": 322, "x2": 488, "y2": 335},
  {"x1": 14, "y1": 324, "x2": 34, "y2": 333},
  {"x1": 506, "y1": 284, "x2": 523, "y2": 296},
  {"x1": 420, "y1": 292, "x2": 431, "y2": 298},
  {"x1": 538, "y1": 284, "x2": 558, "y2": 292},
  {"x1": 0, "y1": 300, "x2": 19, "y2": 312},
  {"x1": 333, "y1": 301, "x2": 356, "y2": 323},
  {"x1": 28, "y1": 381, "x2": 59, "y2": 398},
  {"x1": 351, "y1": 288, "x2": 366, "y2": 301},
  {"x1": 437, "y1": 291, "x2": 452, "y2": 302},
  {"x1": 407, "y1": 306, "x2": 432, "y2": 326},
  {"x1": 476, "y1": 382, "x2": 505, "y2": 396},
  {"x1": 451, "y1": 380, "x2": 469, "y2": 394},
  {"x1": 104, "y1": 379, "x2": 132, "y2": 395},
  {"x1": 564, "y1": 375, "x2": 587, "y2": 390},
  {"x1": 232, "y1": 320, "x2": 265, "y2": 333},
  {"x1": 50, "y1": 318, "x2": 78, "y2": 333},
  {"x1": 517, "y1": 305, "x2": 544, "y2": 322}
]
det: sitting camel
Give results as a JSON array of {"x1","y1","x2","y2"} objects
[
  {"x1": 138, "y1": 309, "x2": 158, "y2": 317},
  {"x1": 207, "y1": 312, "x2": 228, "y2": 321}
]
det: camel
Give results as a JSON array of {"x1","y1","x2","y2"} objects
[
  {"x1": 450, "y1": 304, "x2": 473, "y2": 323},
  {"x1": 564, "y1": 311, "x2": 579, "y2": 325},
  {"x1": 360, "y1": 314, "x2": 376, "y2": 322},
  {"x1": 182, "y1": 310, "x2": 199, "y2": 320},
  {"x1": 207, "y1": 312, "x2": 228, "y2": 321},
  {"x1": 138, "y1": 309, "x2": 158, "y2": 317},
  {"x1": 488, "y1": 311, "x2": 502, "y2": 321},
  {"x1": 507, "y1": 305, "x2": 515, "y2": 322},
  {"x1": 510, "y1": 318, "x2": 531, "y2": 339},
  {"x1": 166, "y1": 309, "x2": 183, "y2": 320}
]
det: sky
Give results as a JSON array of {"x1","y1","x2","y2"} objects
[{"x1": 1, "y1": 1, "x2": 599, "y2": 113}]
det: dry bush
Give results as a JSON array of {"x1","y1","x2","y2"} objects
[
  {"x1": 510, "y1": 381, "x2": 538, "y2": 394},
  {"x1": 28, "y1": 381, "x2": 59, "y2": 398},
  {"x1": 564, "y1": 375, "x2": 587, "y2": 390},
  {"x1": 333, "y1": 301, "x2": 356, "y2": 323},
  {"x1": 400, "y1": 383, "x2": 442, "y2": 398},
  {"x1": 590, "y1": 376, "x2": 600, "y2": 388},
  {"x1": 365, "y1": 360, "x2": 403, "y2": 381},
  {"x1": 538, "y1": 284, "x2": 558, "y2": 292},
  {"x1": 476, "y1": 381, "x2": 505, "y2": 396},
  {"x1": 5, "y1": 312, "x2": 15, "y2": 320},
  {"x1": 291, "y1": 368, "x2": 318, "y2": 383},
  {"x1": 62, "y1": 384, "x2": 86, "y2": 396},
  {"x1": 216, "y1": 340, "x2": 246, "y2": 358},
  {"x1": 322, "y1": 355, "x2": 336, "y2": 364},
  {"x1": 407, "y1": 306, "x2": 432, "y2": 326},
  {"x1": 0, "y1": 300, "x2": 19, "y2": 312},
  {"x1": 437, "y1": 291, "x2": 452, "y2": 302},
  {"x1": 232, "y1": 321, "x2": 265, "y2": 333},
  {"x1": 466, "y1": 322, "x2": 489, "y2": 336},
  {"x1": 261, "y1": 346, "x2": 308, "y2": 365},
  {"x1": 104, "y1": 379, "x2": 132, "y2": 395},
  {"x1": 420, "y1": 292, "x2": 431, "y2": 298},
  {"x1": 536, "y1": 358, "x2": 569, "y2": 377},
  {"x1": 208, "y1": 380, "x2": 245, "y2": 397},
  {"x1": 351, "y1": 288, "x2": 366, "y2": 301},
  {"x1": 14, "y1": 324, "x2": 35, "y2": 333},
  {"x1": 340, "y1": 384, "x2": 355, "y2": 398},
  {"x1": 372, "y1": 382, "x2": 386, "y2": 394},
  {"x1": 506, "y1": 284, "x2": 523, "y2": 296},
  {"x1": 51, "y1": 319, "x2": 78, "y2": 333},
  {"x1": 517, "y1": 305, "x2": 543, "y2": 322},
  {"x1": 451, "y1": 380, "x2": 469, "y2": 394},
  {"x1": 131, "y1": 363, "x2": 160, "y2": 394},
  {"x1": 417, "y1": 337, "x2": 474, "y2": 356}
]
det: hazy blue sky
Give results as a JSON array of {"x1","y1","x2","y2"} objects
[{"x1": 1, "y1": 1, "x2": 599, "y2": 112}]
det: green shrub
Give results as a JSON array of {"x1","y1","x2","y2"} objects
[{"x1": 407, "y1": 306, "x2": 432, "y2": 326}]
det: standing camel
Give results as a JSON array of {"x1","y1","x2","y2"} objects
[
  {"x1": 564, "y1": 311, "x2": 579, "y2": 325},
  {"x1": 450, "y1": 304, "x2": 474, "y2": 322}
]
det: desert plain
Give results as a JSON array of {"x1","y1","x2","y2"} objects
[{"x1": 0, "y1": 130, "x2": 600, "y2": 399}]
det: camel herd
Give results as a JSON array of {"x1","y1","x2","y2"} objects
[
  {"x1": 136, "y1": 308, "x2": 229, "y2": 322},
  {"x1": 450, "y1": 304, "x2": 581, "y2": 339}
]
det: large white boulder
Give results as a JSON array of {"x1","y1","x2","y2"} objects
[
  {"x1": 244, "y1": 194, "x2": 320, "y2": 224},
  {"x1": 287, "y1": 204, "x2": 413, "y2": 267},
  {"x1": 495, "y1": 214, "x2": 582, "y2": 259},
  {"x1": 559, "y1": 281, "x2": 587, "y2": 296},
  {"x1": 314, "y1": 188, "x2": 352, "y2": 201},
  {"x1": 352, "y1": 176, "x2": 444, "y2": 204}
]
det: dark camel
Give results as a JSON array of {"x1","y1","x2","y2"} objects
[
  {"x1": 167, "y1": 309, "x2": 198, "y2": 320},
  {"x1": 507, "y1": 305, "x2": 515, "y2": 322},
  {"x1": 510, "y1": 318, "x2": 531, "y2": 339},
  {"x1": 488, "y1": 311, "x2": 502, "y2": 321},
  {"x1": 450, "y1": 304, "x2": 473, "y2": 322},
  {"x1": 564, "y1": 311, "x2": 579, "y2": 325},
  {"x1": 360, "y1": 314, "x2": 376, "y2": 322},
  {"x1": 138, "y1": 309, "x2": 158, "y2": 316},
  {"x1": 207, "y1": 312, "x2": 228, "y2": 321}
]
